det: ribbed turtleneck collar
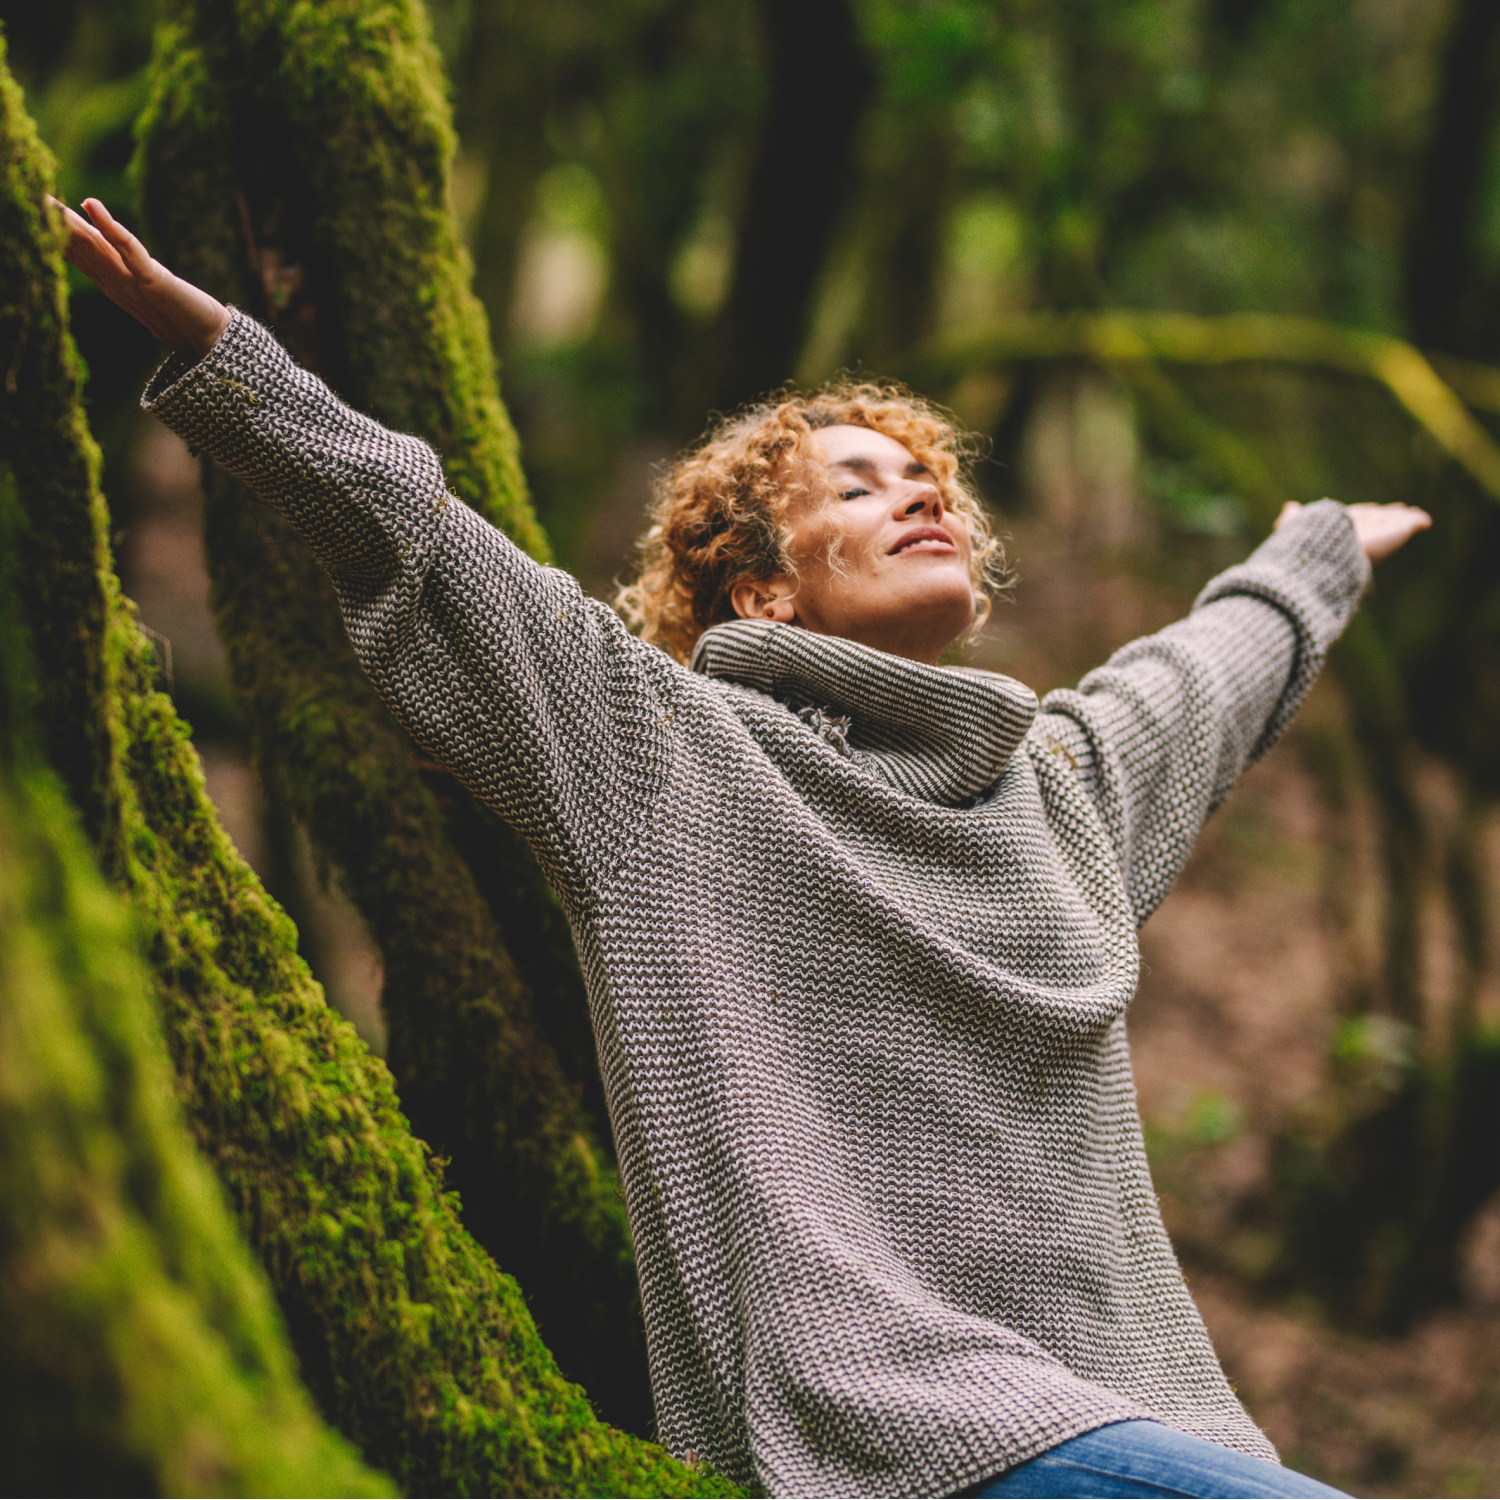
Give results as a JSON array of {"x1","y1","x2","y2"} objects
[{"x1": 690, "y1": 619, "x2": 1038, "y2": 807}]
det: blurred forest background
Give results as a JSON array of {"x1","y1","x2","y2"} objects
[{"x1": 4, "y1": 0, "x2": 1500, "y2": 1493}]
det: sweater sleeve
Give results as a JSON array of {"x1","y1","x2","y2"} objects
[
  {"x1": 1032, "y1": 500, "x2": 1369, "y2": 925},
  {"x1": 142, "y1": 309, "x2": 679, "y2": 905}
]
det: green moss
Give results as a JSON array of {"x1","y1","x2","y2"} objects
[
  {"x1": 2, "y1": 35, "x2": 736, "y2": 1499},
  {"x1": 137, "y1": 0, "x2": 544, "y2": 557},
  {"x1": 0, "y1": 47, "x2": 385, "y2": 1497},
  {"x1": 133, "y1": 0, "x2": 650, "y2": 1431},
  {"x1": 0, "y1": 587, "x2": 389, "y2": 1499}
]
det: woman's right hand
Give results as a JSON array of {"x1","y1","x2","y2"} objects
[{"x1": 54, "y1": 197, "x2": 231, "y2": 363}]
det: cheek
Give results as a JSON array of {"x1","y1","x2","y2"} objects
[
  {"x1": 794, "y1": 511, "x2": 874, "y2": 579},
  {"x1": 786, "y1": 515, "x2": 833, "y2": 578}
]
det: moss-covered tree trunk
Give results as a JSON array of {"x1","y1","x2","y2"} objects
[
  {"x1": 0, "y1": 570, "x2": 390, "y2": 1500},
  {"x1": 3, "y1": 72, "x2": 391, "y2": 1490},
  {"x1": 1, "y1": 37, "x2": 732, "y2": 1499},
  {"x1": 133, "y1": 0, "x2": 650, "y2": 1434},
  {"x1": 0, "y1": 496, "x2": 388, "y2": 1498}
]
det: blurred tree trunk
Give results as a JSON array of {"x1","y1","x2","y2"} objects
[
  {"x1": 1403, "y1": 0, "x2": 1500, "y2": 359},
  {"x1": 845, "y1": 120, "x2": 956, "y2": 374},
  {"x1": 135, "y1": 0, "x2": 652, "y2": 1434},
  {"x1": 701, "y1": 0, "x2": 870, "y2": 413},
  {"x1": 2, "y1": 24, "x2": 736, "y2": 1497},
  {"x1": 447, "y1": 0, "x2": 558, "y2": 361}
]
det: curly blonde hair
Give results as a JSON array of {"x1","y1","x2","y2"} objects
[{"x1": 615, "y1": 379, "x2": 1008, "y2": 663}]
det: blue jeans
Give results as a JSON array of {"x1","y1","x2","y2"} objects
[{"x1": 966, "y1": 1420, "x2": 1351, "y2": 1498}]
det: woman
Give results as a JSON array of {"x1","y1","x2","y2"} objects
[{"x1": 62, "y1": 198, "x2": 1428, "y2": 1499}]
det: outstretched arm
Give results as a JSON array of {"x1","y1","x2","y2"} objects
[
  {"x1": 59, "y1": 198, "x2": 680, "y2": 907},
  {"x1": 1035, "y1": 498, "x2": 1427, "y2": 926}
]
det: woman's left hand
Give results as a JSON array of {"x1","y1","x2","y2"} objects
[
  {"x1": 52, "y1": 196, "x2": 230, "y2": 361},
  {"x1": 1274, "y1": 500, "x2": 1432, "y2": 563}
]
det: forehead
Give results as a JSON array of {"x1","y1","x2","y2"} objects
[{"x1": 809, "y1": 423, "x2": 919, "y2": 470}]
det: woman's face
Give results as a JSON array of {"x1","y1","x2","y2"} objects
[{"x1": 731, "y1": 423, "x2": 976, "y2": 665}]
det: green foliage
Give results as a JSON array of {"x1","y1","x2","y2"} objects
[
  {"x1": 2, "y1": 35, "x2": 736, "y2": 1498},
  {"x1": 134, "y1": 0, "x2": 654, "y2": 1435}
]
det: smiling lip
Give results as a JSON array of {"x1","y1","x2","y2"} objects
[{"x1": 890, "y1": 526, "x2": 957, "y2": 555}]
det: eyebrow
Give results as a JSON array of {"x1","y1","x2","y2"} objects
[{"x1": 829, "y1": 455, "x2": 930, "y2": 476}]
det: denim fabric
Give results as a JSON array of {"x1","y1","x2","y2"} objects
[{"x1": 967, "y1": 1421, "x2": 1351, "y2": 1498}]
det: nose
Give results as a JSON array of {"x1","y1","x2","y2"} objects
[{"x1": 899, "y1": 482, "x2": 943, "y2": 520}]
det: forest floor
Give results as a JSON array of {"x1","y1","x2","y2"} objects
[
  {"x1": 120, "y1": 420, "x2": 1500, "y2": 1498},
  {"x1": 1200, "y1": 1275, "x2": 1500, "y2": 1497}
]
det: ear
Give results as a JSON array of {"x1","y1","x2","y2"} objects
[{"x1": 730, "y1": 579, "x2": 797, "y2": 624}]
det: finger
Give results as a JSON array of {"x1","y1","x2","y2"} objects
[
  {"x1": 53, "y1": 198, "x2": 96, "y2": 251},
  {"x1": 60, "y1": 210, "x2": 130, "y2": 281},
  {"x1": 59, "y1": 201, "x2": 115, "y2": 255},
  {"x1": 1273, "y1": 500, "x2": 1303, "y2": 531},
  {"x1": 60, "y1": 208, "x2": 133, "y2": 286},
  {"x1": 82, "y1": 198, "x2": 155, "y2": 279},
  {"x1": 49, "y1": 195, "x2": 85, "y2": 236},
  {"x1": 58, "y1": 208, "x2": 176, "y2": 344},
  {"x1": 56, "y1": 204, "x2": 92, "y2": 265},
  {"x1": 1383, "y1": 508, "x2": 1431, "y2": 541}
]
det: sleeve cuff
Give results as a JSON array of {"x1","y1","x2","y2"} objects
[
  {"x1": 140, "y1": 308, "x2": 300, "y2": 456},
  {"x1": 1195, "y1": 499, "x2": 1370, "y2": 637}
]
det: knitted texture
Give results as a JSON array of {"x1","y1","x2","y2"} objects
[{"x1": 145, "y1": 311, "x2": 1370, "y2": 1498}]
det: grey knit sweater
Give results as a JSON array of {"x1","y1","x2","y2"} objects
[{"x1": 145, "y1": 311, "x2": 1370, "y2": 1498}]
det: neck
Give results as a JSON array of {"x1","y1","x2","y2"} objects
[{"x1": 786, "y1": 615, "x2": 958, "y2": 668}]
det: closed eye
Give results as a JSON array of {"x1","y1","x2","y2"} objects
[{"x1": 838, "y1": 487, "x2": 870, "y2": 500}]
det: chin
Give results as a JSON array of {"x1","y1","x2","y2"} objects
[
  {"x1": 823, "y1": 568, "x2": 978, "y2": 655},
  {"x1": 917, "y1": 581, "x2": 979, "y2": 636}
]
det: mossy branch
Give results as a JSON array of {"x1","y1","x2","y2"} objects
[{"x1": 914, "y1": 311, "x2": 1500, "y2": 503}]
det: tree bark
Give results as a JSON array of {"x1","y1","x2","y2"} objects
[
  {"x1": 703, "y1": 0, "x2": 871, "y2": 412},
  {"x1": 1402, "y1": 0, "x2": 1500, "y2": 357}
]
